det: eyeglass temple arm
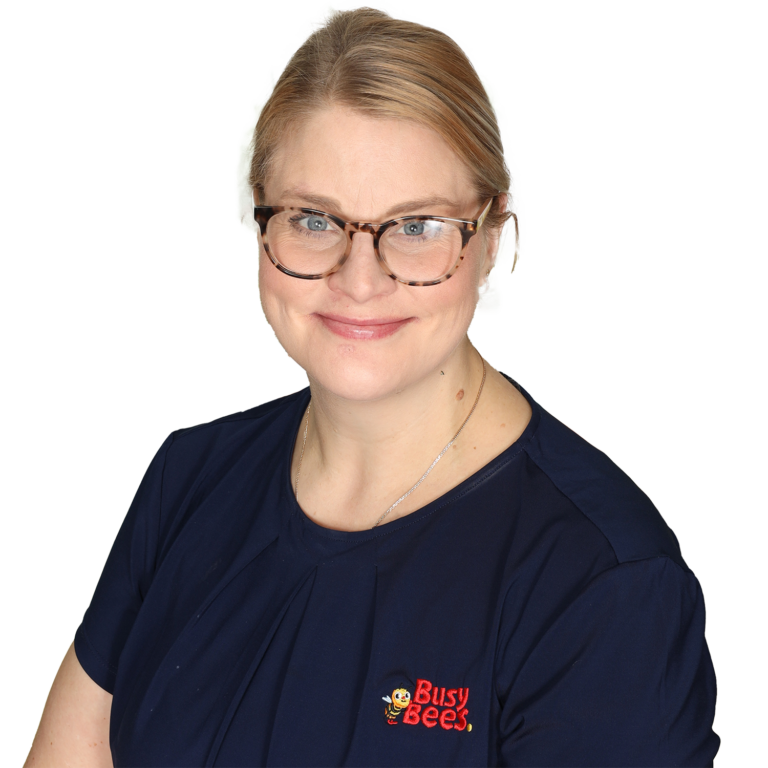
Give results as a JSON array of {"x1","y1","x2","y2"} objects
[{"x1": 476, "y1": 197, "x2": 494, "y2": 230}]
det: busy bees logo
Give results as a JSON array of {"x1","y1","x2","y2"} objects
[{"x1": 382, "y1": 679, "x2": 471, "y2": 731}]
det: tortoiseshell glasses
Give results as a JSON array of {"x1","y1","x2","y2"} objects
[{"x1": 254, "y1": 197, "x2": 513, "y2": 286}]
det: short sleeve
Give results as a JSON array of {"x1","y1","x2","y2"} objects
[
  {"x1": 74, "y1": 432, "x2": 175, "y2": 693},
  {"x1": 496, "y1": 557, "x2": 720, "y2": 767}
]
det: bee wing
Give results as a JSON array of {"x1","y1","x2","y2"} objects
[{"x1": 382, "y1": 696, "x2": 392, "y2": 703}]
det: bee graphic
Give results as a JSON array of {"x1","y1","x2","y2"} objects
[{"x1": 382, "y1": 687, "x2": 411, "y2": 724}]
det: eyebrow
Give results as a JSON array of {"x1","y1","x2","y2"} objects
[{"x1": 277, "y1": 187, "x2": 465, "y2": 221}]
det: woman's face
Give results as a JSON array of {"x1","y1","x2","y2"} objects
[{"x1": 259, "y1": 104, "x2": 497, "y2": 402}]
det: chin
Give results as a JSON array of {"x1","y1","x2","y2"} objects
[{"x1": 307, "y1": 355, "x2": 417, "y2": 402}]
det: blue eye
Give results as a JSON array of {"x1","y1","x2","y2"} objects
[
  {"x1": 287, "y1": 213, "x2": 340, "y2": 237},
  {"x1": 304, "y1": 215, "x2": 329, "y2": 231},
  {"x1": 389, "y1": 220, "x2": 444, "y2": 242},
  {"x1": 402, "y1": 221, "x2": 425, "y2": 236}
]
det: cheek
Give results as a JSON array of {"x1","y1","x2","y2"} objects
[
  {"x1": 256, "y1": 249, "x2": 271, "y2": 326},
  {"x1": 258, "y1": 250, "x2": 331, "y2": 365},
  {"x1": 409, "y1": 271, "x2": 480, "y2": 357},
  {"x1": 258, "y1": 250, "x2": 302, "y2": 337},
  {"x1": 387, "y1": 240, "x2": 484, "y2": 341},
  {"x1": 432, "y1": 243, "x2": 484, "y2": 319}
]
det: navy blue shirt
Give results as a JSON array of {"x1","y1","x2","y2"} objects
[{"x1": 74, "y1": 379, "x2": 719, "y2": 766}]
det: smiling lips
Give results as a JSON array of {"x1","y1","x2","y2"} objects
[{"x1": 316, "y1": 313, "x2": 414, "y2": 340}]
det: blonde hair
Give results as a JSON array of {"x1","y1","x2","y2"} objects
[{"x1": 249, "y1": 7, "x2": 512, "y2": 234}]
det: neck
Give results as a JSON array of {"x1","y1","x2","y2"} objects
[{"x1": 294, "y1": 338, "x2": 487, "y2": 528}]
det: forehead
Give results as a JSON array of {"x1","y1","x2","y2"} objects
[{"x1": 265, "y1": 105, "x2": 475, "y2": 217}]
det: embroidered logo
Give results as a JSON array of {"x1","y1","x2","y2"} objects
[
  {"x1": 382, "y1": 679, "x2": 471, "y2": 731},
  {"x1": 382, "y1": 687, "x2": 412, "y2": 724}
]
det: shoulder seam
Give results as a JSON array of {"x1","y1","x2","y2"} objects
[
  {"x1": 525, "y1": 440, "x2": 624, "y2": 564},
  {"x1": 167, "y1": 390, "x2": 306, "y2": 444}
]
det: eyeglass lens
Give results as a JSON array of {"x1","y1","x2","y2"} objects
[{"x1": 266, "y1": 211, "x2": 463, "y2": 282}]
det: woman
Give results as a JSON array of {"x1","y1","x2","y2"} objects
[{"x1": 26, "y1": 8, "x2": 719, "y2": 767}]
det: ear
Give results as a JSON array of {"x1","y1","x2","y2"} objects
[{"x1": 481, "y1": 193, "x2": 508, "y2": 278}]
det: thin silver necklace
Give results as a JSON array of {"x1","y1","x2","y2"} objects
[{"x1": 294, "y1": 358, "x2": 487, "y2": 529}]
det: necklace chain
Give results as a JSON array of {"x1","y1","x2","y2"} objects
[{"x1": 294, "y1": 358, "x2": 487, "y2": 530}]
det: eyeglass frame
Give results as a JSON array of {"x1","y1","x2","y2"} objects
[{"x1": 253, "y1": 196, "x2": 518, "y2": 286}]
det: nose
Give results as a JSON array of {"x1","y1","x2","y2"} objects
[{"x1": 327, "y1": 231, "x2": 397, "y2": 303}]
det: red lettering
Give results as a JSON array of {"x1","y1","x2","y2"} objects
[
  {"x1": 445, "y1": 689, "x2": 457, "y2": 707},
  {"x1": 414, "y1": 679, "x2": 432, "y2": 705},
  {"x1": 431, "y1": 687, "x2": 440, "y2": 705},
  {"x1": 438, "y1": 687, "x2": 446, "y2": 706},
  {"x1": 439, "y1": 708, "x2": 457, "y2": 730},
  {"x1": 422, "y1": 706, "x2": 439, "y2": 728},
  {"x1": 454, "y1": 708, "x2": 468, "y2": 731},
  {"x1": 403, "y1": 704, "x2": 421, "y2": 724},
  {"x1": 457, "y1": 687, "x2": 469, "y2": 709}
]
